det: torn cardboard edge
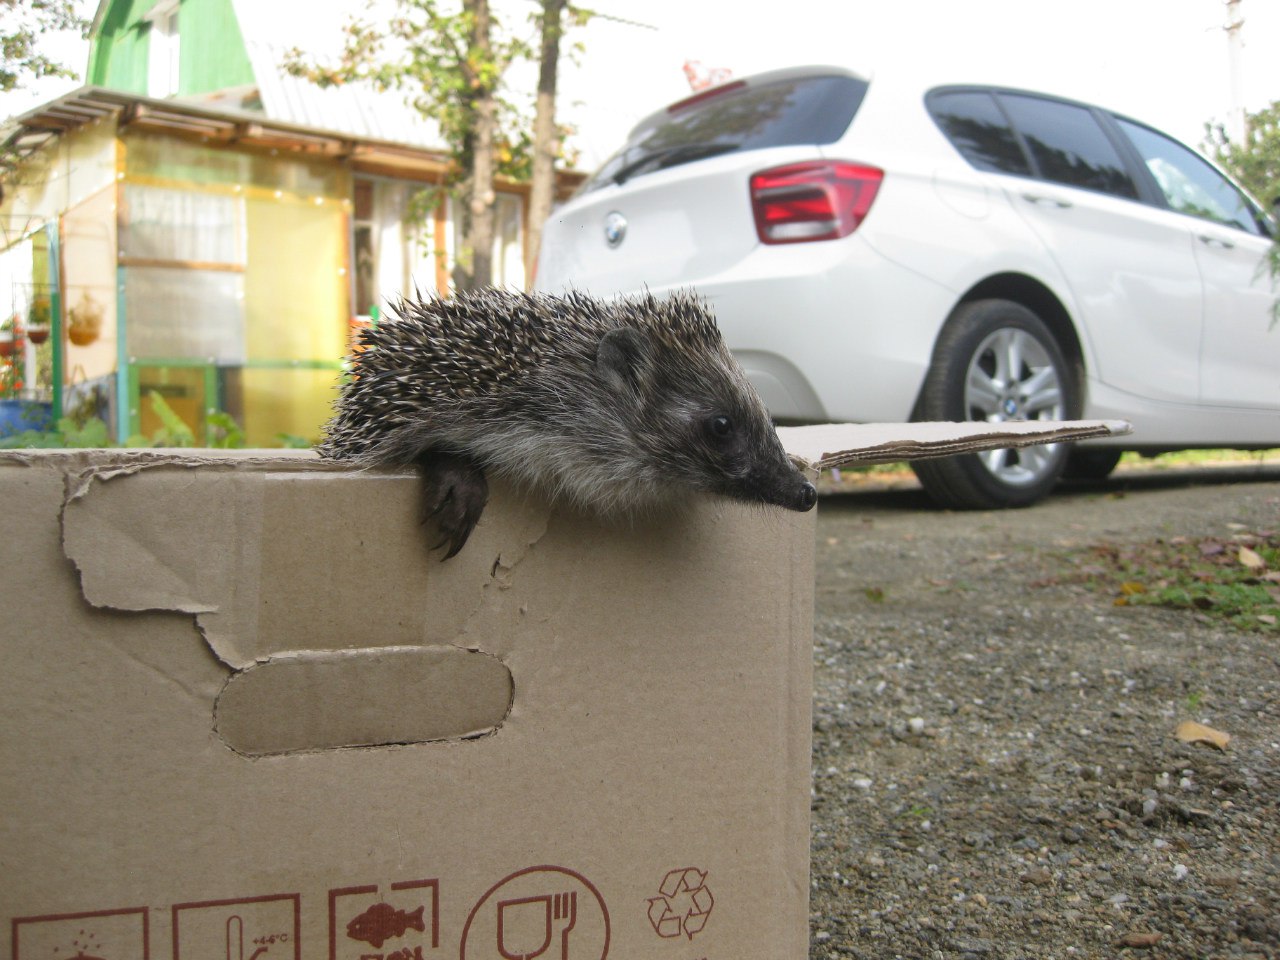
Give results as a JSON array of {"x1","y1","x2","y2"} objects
[{"x1": 777, "y1": 419, "x2": 1132, "y2": 471}]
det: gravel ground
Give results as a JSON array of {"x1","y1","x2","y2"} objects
[{"x1": 808, "y1": 459, "x2": 1280, "y2": 960}]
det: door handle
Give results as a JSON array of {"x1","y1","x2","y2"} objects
[
  {"x1": 1197, "y1": 234, "x2": 1236, "y2": 249},
  {"x1": 1021, "y1": 193, "x2": 1073, "y2": 209}
]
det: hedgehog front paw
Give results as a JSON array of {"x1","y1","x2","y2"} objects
[{"x1": 418, "y1": 452, "x2": 490, "y2": 560}]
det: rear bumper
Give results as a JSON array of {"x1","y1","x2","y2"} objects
[{"x1": 603, "y1": 235, "x2": 958, "y2": 424}]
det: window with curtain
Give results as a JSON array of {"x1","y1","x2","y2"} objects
[{"x1": 120, "y1": 184, "x2": 247, "y2": 362}]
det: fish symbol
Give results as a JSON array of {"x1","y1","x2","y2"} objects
[{"x1": 345, "y1": 902, "x2": 426, "y2": 949}]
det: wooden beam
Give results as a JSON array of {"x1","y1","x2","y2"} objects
[{"x1": 118, "y1": 256, "x2": 245, "y2": 273}]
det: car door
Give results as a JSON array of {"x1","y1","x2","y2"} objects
[
  {"x1": 1114, "y1": 118, "x2": 1279, "y2": 411},
  {"x1": 986, "y1": 93, "x2": 1205, "y2": 407}
]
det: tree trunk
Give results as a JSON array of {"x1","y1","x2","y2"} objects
[
  {"x1": 454, "y1": 0, "x2": 497, "y2": 292},
  {"x1": 524, "y1": 0, "x2": 566, "y2": 289}
]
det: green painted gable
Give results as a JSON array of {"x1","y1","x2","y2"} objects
[{"x1": 87, "y1": 0, "x2": 255, "y2": 97}]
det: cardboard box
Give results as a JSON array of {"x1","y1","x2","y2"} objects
[{"x1": 1, "y1": 420, "x2": 1126, "y2": 960}]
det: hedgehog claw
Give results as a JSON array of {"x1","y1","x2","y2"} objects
[{"x1": 417, "y1": 452, "x2": 489, "y2": 560}]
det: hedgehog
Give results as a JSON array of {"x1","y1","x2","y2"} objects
[{"x1": 318, "y1": 288, "x2": 818, "y2": 558}]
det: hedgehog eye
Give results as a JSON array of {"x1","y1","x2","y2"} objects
[{"x1": 706, "y1": 414, "x2": 734, "y2": 440}]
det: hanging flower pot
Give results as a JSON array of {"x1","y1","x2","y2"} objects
[
  {"x1": 68, "y1": 292, "x2": 103, "y2": 347},
  {"x1": 26, "y1": 296, "x2": 52, "y2": 345},
  {"x1": 27, "y1": 295, "x2": 51, "y2": 327}
]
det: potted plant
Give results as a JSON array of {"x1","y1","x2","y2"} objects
[
  {"x1": 26, "y1": 296, "x2": 51, "y2": 345},
  {"x1": 68, "y1": 291, "x2": 102, "y2": 347},
  {"x1": 0, "y1": 315, "x2": 22, "y2": 358}
]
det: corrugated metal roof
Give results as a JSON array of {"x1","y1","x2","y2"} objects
[{"x1": 243, "y1": 39, "x2": 445, "y2": 151}]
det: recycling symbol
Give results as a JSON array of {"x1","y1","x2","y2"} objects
[{"x1": 646, "y1": 867, "x2": 714, "y2": 940}]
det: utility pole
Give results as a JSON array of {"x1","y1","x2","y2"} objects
[{"x1": 1224, "y1": 0, "x2": 1247, "y2": 142}]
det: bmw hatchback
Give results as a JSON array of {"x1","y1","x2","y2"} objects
[{"x1": 534, "y1": 66, "x2": 1279, "y2": 509}]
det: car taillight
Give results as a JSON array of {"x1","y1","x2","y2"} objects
[{"x1": 750, "y1": 161, "x2": 883, "y2": 244}]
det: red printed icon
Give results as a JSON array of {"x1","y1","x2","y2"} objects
[
  {"x1": 646, "y1": 868, "x2": 713, "y2": 940},
  {"x1": 329, "y1": 880, "x2": 438, "y2": 960},
  {"x1": 460, "y1": 866, "x2": 608, "y2": 960},
  {"x1": 172, "y1": 894, "x2": 300, "y2": 960},
  {"x1": 346, "y1": 903, "x2": 426, "y2": 950},
  {"x1": 11, "y1": 907, "x2": 149, "y2": 960},
  {"x1": 496, "y1": 892, "x2": 575, "y2": 960}
]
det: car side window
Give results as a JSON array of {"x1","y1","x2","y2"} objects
[
  {"x1": 927, "y1": 90, "x2": 1032, "y2": 176},
  {"x1": 997, "y1": 94, "x2": 1139, "y2": 200},
  {"x1": 1116, "y1": 118, "x2": 1266, "y2": 236}
]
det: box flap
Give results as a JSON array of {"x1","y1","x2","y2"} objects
[{"x1": 778, "y1": 419, "x2": 1131, "y2": 470}]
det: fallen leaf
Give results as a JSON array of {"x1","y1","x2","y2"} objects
[
  {"x1": 1238, "y1": 546, "x2": 1265, "y2": 569},
  {"x1": 1258, "y1": 614, "x2": 1277, "y2": 626},
  {"x1": 1120, "y1": 581, "x2": 1146, "y2": 596},
  {"x1": 1199, "y1": 541, "x2": 1225, "y2": 557},
  {"x1": 1117, "y1": 931, "x2": 1163, "y2": 948},
  {"x1": 1175, "y1": 720, "x2": 1231, "y2": 750}
]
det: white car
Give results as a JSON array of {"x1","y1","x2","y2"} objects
[{"x1": 535, "y1": 66, "x2": 1279, "y2": 509}]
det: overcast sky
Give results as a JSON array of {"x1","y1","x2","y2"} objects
[{"x1": 5, "y1": 0, "x2": 1278, "y2": 170}]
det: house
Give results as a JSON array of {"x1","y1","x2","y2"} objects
[{"x1": 0, "y1": 0, "x2": 582, "y2": 445}]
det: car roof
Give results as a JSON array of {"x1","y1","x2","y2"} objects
[
  {"x1": 639, "y1": 63, "x2": 1143, "y2": 133},
  {"x1": 628, "y1": 64, "x2": 869, "y2": 137}
]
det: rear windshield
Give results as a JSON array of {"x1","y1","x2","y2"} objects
[{"x1": 578, "y1": 74, "x2": 868, "y2": 195}]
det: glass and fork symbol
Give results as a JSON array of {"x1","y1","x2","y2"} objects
[{"x1": 495, "y1": 891, "x2": 577, "y2": 960}]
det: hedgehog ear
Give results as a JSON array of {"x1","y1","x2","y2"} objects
[{"x1": 596, "y1": 326, "x2": 654, "y2": 396}]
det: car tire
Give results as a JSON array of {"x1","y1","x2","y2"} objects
[
  {"x1": 911, "y1": 299, "x2": 1079, "y2": 510},
  {"x1": 1062, "y1": 447, "x2": 1123, "y2": 480}
]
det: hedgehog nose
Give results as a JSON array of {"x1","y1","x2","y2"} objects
[{"x1": 796, "y1": 480, "x2": 818, "y2": 512}]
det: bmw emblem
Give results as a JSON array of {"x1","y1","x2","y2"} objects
[{"x1": 604, "y1": 211, "x2": 627, "y2": 248}]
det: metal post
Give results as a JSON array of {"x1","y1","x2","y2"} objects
[{"x1": 46, "y1": 221, "x2": 63, "y2": 419}]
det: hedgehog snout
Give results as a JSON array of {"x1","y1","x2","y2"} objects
[
  {"x1": 745, "y1": 466, "x2": 818, "y2": 513},
  {"x1": 794, "y1": 480, "x2": 818, "y2": 512},
  {"x1": 775, "y1": 476, "x2": 817, "y2": 512}
]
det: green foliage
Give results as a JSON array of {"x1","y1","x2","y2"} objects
[
  {"x1": 284, "y1": 0, "x2": 590, "y2": 290},
  {"x1": 1205, "y1": 101, "x2": 1280, "y2": 323},
  {"x1": 205, "y1": 410, "x2": 244, "y2": 449},
  {"x1": 0, "y1": 0, "x2": 87, "y2": 93},
  {"x1": 0, "y1": 413, "x2": 108, "y2": 449},
  {"x1": 1081, "y1": 532, "x2": 1280, "y2": 634},
  {"x1": 1204, "y1": 101, "x2": 1280, "y2": 209},
  {"x1": 0, "y1": 391, "x2": 314, "y2": 451},
  {"x1": 283, "y1": 1, "x2": 530, "y2": 183},
  {"x1": 144, "y1": 390, "x2": 197, "y2": 447}
]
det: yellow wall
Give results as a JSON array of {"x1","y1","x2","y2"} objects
[
  {"x1": 121, "y1": 130, "x2": 353, "y2": 445},
  {"x1": 243, "y1": 197, "x2": 349, "y2": 443}
]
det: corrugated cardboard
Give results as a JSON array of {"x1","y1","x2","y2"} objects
[{"x1": 1, "y1": 419, "x2": 1127, "y2": 960}]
